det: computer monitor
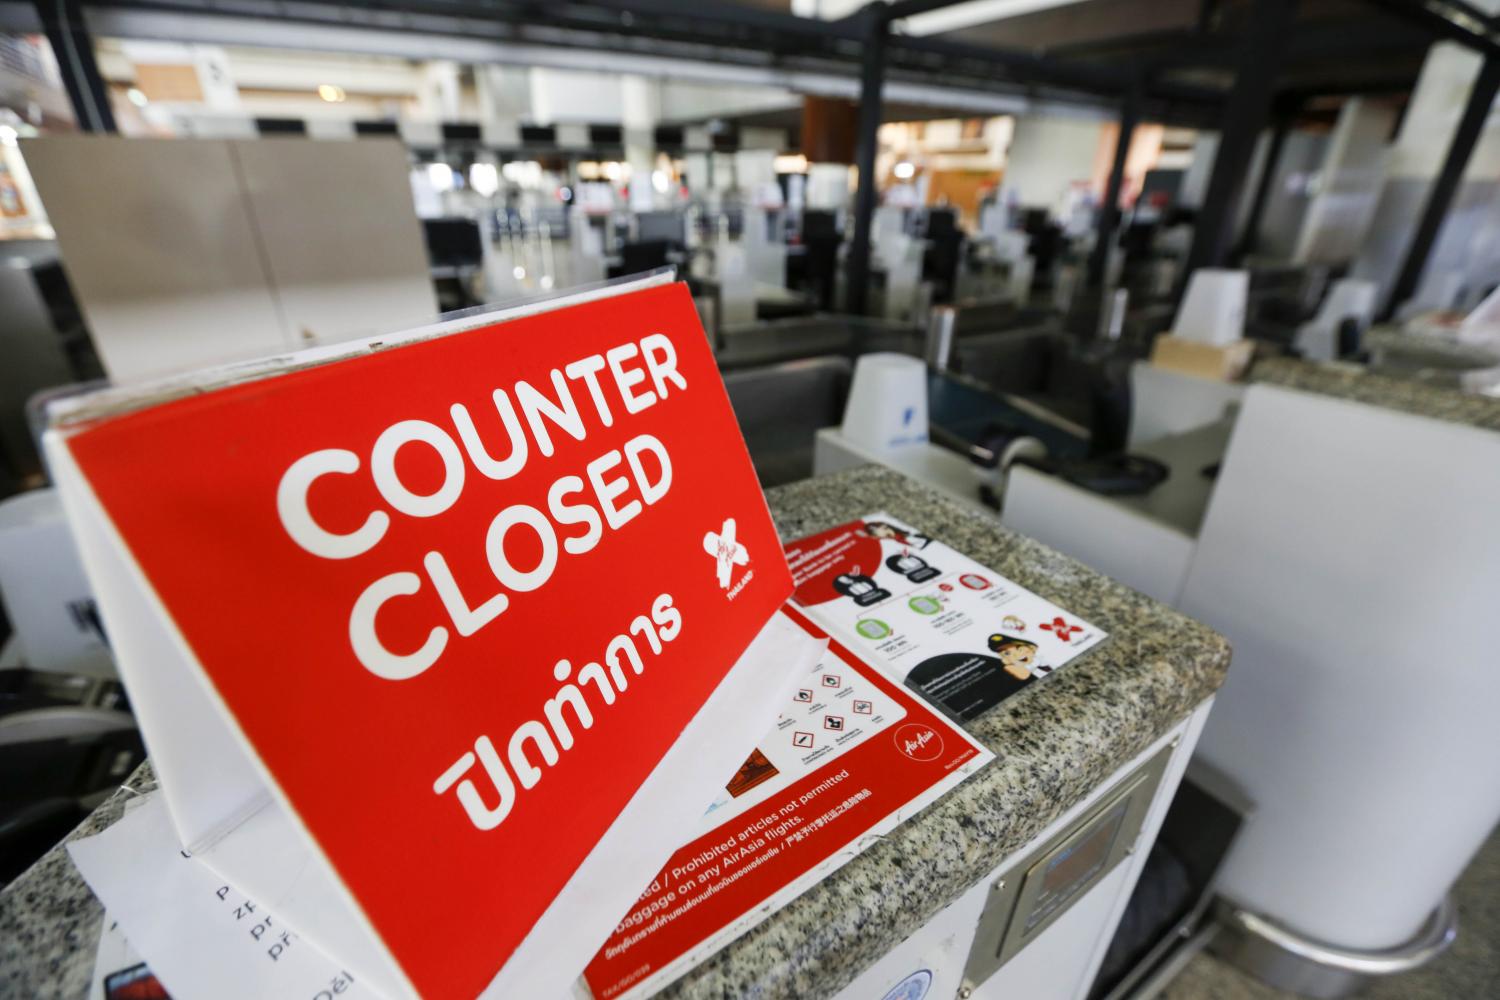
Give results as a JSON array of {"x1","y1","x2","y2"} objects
[
  {"x1": 924, "y1": 208, "x2": 958, "y2": 238},
  {"x1": 635, "y1": 211, "x2": 686, "y2": 245},
  {"x1": 422, "y1": 218, "x2": 483, "y2": 269},
  {"x1": 801, "y1": 209, "x2": 839, "y2": 242},
  {"x1": 608, "y1": 240, "x2": 674, "y2": 280}
]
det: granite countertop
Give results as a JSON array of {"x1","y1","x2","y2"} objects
[
  {"x1": 1250, "y1": 355, "x2": 1500, "y2": 432},
  {"x1": 0, "y1": 465, "x2": 1231, "y2": 1000},
  {"x1": 1365, "y1": 325, "x2": 1500, "y2": 370},
  {"x1": 0, "y1": 763, "x2": 158, "y2": 1000}
]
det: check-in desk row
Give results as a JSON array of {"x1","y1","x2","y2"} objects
[
  {"x1": 1003, "y1": 357, "x2": 1500, "y2": 996},
  {"x1": 1, "y1": 467, "x2": 1230, "y2": 1000}
]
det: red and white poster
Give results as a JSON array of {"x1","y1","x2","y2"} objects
[
  {"x1": 582, "y1": 606, "x2": 993, "y2": 1000},
  {"x1": 45, "y1": 277, "x2": 813, "y2": 1000},
  {"x1": 785, "y1": 514, "x2": 1106, "y2": 722}
]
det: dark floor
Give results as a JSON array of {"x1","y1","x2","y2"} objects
[{"x1": 1164, "y1": 825, "x2": 1500, "y2": 1000}]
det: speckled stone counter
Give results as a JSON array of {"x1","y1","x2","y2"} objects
[
  {"x1": 1365, "y1": 326, "x2": 1500, "y2": 376},
  {"x1": 1251, "y1": 355, "x2": 1500, "y2": 432},
  {"x1": 0, "y1": 466, "x2": 1231, "y2": 1000},
  {"x1": 0, "y1": 762, "x2": 158, "y2": 1000}
]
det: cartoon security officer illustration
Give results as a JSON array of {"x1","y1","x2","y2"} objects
[{"x1": 987, "y1": 633, "x2": 1052, "y2": 681}]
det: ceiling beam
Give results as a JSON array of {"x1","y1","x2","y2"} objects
[
  {"x1": 1277, "y1": 76, "x2": 1419, "y2": 99},
  {"x1": 83, "y1": 0, "x2": 1225, "y2": 123},
  {"x1": 1049, "y1": 27, "x2": 1232, "y2": 62},
  {"x1": 891, "y1": 31, "x2": 1224, "y2": 105},
  {"x1": 581, "y1": 0, "x2": 860, "y2": 40},
  {"x1": 1361, "y1": 0, "x2": 1500, "y2": 59},
  {"x1": 883, "y1": 0, "x2": 974, "y2": 19}
]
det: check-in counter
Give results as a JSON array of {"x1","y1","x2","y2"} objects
[
  {"x1": 1002, "y1": 365, "x2": 1500, "y2": 997},
  {"x1": 0, "y1": 467, "x2": 1230, "y2": 1000},
  {"x1": 1003, "y1": 419, "x2": 1232, "y2": 607},
  {"x1": 1250, "y1": 354, "x2": 1500, "y2": 428}
]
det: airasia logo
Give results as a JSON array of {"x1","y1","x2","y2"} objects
[
  {"x1": 894, "y1": 723, "x2": 944, "y2": 762},
  {"x1": 703, "y1": 517, "x2": 750, "y2": 589}
]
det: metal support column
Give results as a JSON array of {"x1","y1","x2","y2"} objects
[
  {"x1": 1183, "y1": 0, "x2": 1298, "y2": 277},
  {"x1": 1088, "y1": 85, "x2": 1141, "y2": 288},
  {"x1": 1234, "y1": 105, "x2": 1296, "y2": 260},
  {"x1": 34, "y1": 0, "x2": 116, "y2": 133},
  {"x1": 1387, "y1": 56, "x2": 1500, "y2": 314},
  {"x1": 846, "y1": 5, "x2": 888, "y2": 316}
]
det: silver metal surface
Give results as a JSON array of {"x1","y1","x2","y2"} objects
[
  {"x1": 1102, "y1": 920, "x2": 1220, "y2": 1000},
  {"x1": 1097, "y1": 759, "x2": 1254, "y2": 1000},
  {"x1": 961, "y1": 741, "x2": 1176, "y2": 992},
  {"x1": 1210, "y1": 894, "x2": 1458, "y2": 999},
  {"x1": 926, "y1": 306, "x2": 958, "y2": 371},
  {"x1": 1100, "y1": 287, "x2": 1129, "y2": 341}
]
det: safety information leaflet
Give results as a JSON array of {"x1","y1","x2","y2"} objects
[
  {"x1": 787, "y1": 513, "x2": 1108, "y2": 721},
  {"x1": 582, "y1": 607, "x2": 994, "y2": 1000},
  {"x1": 583, "y1": 514, "x2": 1106, "y2": 999}
]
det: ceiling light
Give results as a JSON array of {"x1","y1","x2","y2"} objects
[
  {"x1": 317, "y1": 84, "x2": 347, "y2": 103},
  {"x1": 469, "y1": 162, "x2": 500, "y2": 197},
  {"x1": 426, "y1": 162, "x2": 455, "y2": 192},
  {"x1": 901, "y1": 0, "x2": 1089, "y2": 37}
]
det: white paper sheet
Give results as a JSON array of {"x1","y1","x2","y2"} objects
[
  {"x1": 63, "y1": 611, "x2": 824, "y2": 1000},
  {"x1": 68, "y1": 794, "x2": 383, "y2": 1000},
  {"x1": 87, "y1": 914, "x2": 146, "y2": 1000}
]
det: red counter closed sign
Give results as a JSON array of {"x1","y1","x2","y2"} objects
[{"x1": 47, "y1": 279, "x2": 800, "y2": 999}]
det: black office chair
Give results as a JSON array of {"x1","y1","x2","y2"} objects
[
  {"x1": 421, "y1": 218, "x2": 483, "y2": 269},
  {"x1": 922, "y1": 209, "x2": 964, "y2": 305},
  {"x1": 0, "y1": 707, "x2": 145, "y2": 885},
  {"x1": 1336, "y1": 316, "x2": 1368, "y2": 362},
  {"x1": 800, "y1": 210, "x2": 842, "y2": 312},
  {"x1": 1021, "y1": 209, "x2": 1064, "y2": 281},
  {"x1": 609, "y1": 240, "x2": 675, "y2": 279},
  {"x1": 1038, "y1": 366, "x2": 1167, "y2": 496}
]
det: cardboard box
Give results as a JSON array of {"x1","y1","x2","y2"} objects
[{"x1": 1150, "y1": 333, "x2": 1255, "y2": 382}]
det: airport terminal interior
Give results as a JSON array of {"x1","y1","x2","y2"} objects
[{"x1": 2, "y1": 2, "x2": 1500, "y2": 999}]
